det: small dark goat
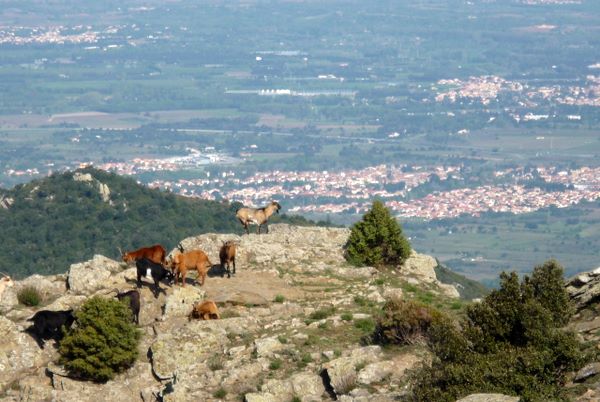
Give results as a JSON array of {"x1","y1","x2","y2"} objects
[
  {"x1": 26, "y1": 309, "x2": 75, "y2": 348},
  {"x1": 113, "y1": 289, "x2": 141, "y2": 325},
  {"x1": 136, "y1": 257, "x2": 174, "y2": 298},
  {"x1": 219, "y1": 240, "x2": 237, "y2": 278}
]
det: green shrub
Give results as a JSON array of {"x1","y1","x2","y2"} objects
[
  {"x1": 273, "y1": 294, "x2": 285, "y2": 303},
  {"x1": 309, "y1": 306, "x2": 336, "y2": 320},
  {"x1": 17, "y1": 286, "x2": 41, "y2": 306},
  {"x1": 354, "y1": 318, "x2": 376, "y2": 333},
  {"x1": 344, "y1": 200, "x2": 411, "y2": 267},
  {"x1": 341, "y1": 313, "x2": 353, "y2": 321},
  {"x1": 59, "y1": 296, "x2": 140, "y2": 382},
  {"x1": 373, "y1": 299, "x2": 442, "y2": 345},
  {"x1": 409, "y1": 260, "x2": 587, "y2": 402},
  {"x1": 213, "y1": 388, "x2": 226, "y2": 398},
  {"x1": 269, "y1": 359, "x2": 282, "y2": 370}
]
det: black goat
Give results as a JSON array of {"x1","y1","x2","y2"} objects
[
  {"x1": 136, "y1": 258, "x2": 174, "y2": 298},
  {"x1": 114, "y1": 289, "x2": 141, "y2": 325},
  {"x1": 26, "y1": 309, "x2": 75, "y2": 349}
]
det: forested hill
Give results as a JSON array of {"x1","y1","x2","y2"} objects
[{"x1": 0, "y1": 168, "x2": 316, "y2": 278}]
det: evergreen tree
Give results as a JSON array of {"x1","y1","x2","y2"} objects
[
  {"x1": 344, "y1": 200, "x2": 411, "y2": 267},
  {"x1": 59, "y1": 296, "x2": 141, "y2": 382}
]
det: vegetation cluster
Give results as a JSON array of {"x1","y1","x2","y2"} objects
[
  {"x1": 374, "y1": 260, "x2": 588, "y2": 401},
  {"x1": 344, "y1": 200, "x2": 411, "y2": 267},
  {"x1": 59, "y1": 296, "x2": 141, "y2": 382}
]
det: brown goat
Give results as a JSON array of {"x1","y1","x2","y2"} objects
[
  {"x1": 219, "y1": 241, "x2": 237, "y2": 278},
  {"x1": 189, "y1": 300, "x2": 220, "y2": 321},
  {"x1": 170, "y1": 248, "x2": 212, "y2": 287},
  {"x1": 120, "y1": 244, "x2": 166, "y2": 265},
  {"x1": 235, "y1": 201, "x2": 281, "y2": 234}
]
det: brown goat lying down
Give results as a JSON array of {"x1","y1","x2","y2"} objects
[
  {"x1": 219, "y1": 240, "x2": 237, "y2": 278},
  {"x1": 189, "y1": 300, "x2": 220, "y2": 320},
  {"x1": 170, "y1": 247, "x2": 212, "y2": 287}
]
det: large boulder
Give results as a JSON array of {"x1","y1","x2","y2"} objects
[
  {"x1": 566, "y1": 267, "x2": 600, "y2": 311},
  {"x1": 401, "y1": 251, "x2": 438, "y2": 283},
  {"x1": 321, "y1": 346, "x2": 383, "y2": 397},
  {"x1": 0, "y1": 316, "x2": 47, "y2": 390},
  {"x1": 176, "y1": 224, "x2": 351, "y2": 269},
  {"x1": 67, "y1": 255, "x2": 122, "y2": 295},
  {"x1": 161, "y1": 286, "x2": 206, "y2": 319}
]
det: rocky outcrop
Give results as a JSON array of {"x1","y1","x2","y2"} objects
[
  {"x1": 566, "y1": 267, "x2": 600, "y2": 311},
  {"x1": 175, "y1": 224, "x2": 350, "y2": 269},
  {"x1": 0, "y1": 316, "x2": 47, "y2": 390},
  {"x1": 0, "y1": 224, "x2": 468, "y2": 401},
  {"x1": 67, "y1": 254, "x2": 122, "y2": 295},
  {"x1": 73, "y1": 172, "x2": 111, "y2": 203}
]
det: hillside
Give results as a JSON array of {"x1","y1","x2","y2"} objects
[
  {"x1": 0, "y1": 224, "x2": 473, "y2": 402},
  {"x1": 0, "y1": 168, "x2": 320, "y2": 278}
]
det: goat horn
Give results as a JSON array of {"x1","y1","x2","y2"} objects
[
  {"x1": 177, "y1": 243, "x2": 184, "y2": 252},
  {"x1": 117, "y1": 247, "x2": 124, "y2": 256},
  {"x1": 0, "y1": 271, "x2": 11, "y2": 277}
]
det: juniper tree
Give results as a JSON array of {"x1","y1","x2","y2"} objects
[{"x1": 344, "y1": 200, "x2": 411, "y2": 267}]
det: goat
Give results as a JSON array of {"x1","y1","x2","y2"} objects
[
  {"x1": 236, "y1": 201, "x2": 281, "y2": 234},
  {"x1": 0, "y1": 272, "x2": 14, "y2": 299},
  {"x1": 112, "y1": 289, "x2": 141, "y2": 325},
  {"x1": 188, "y1": 300, "x2": 220, "y2": 321},
  {"x1": 136, "y1": 258, "x2": 174, "y2": 298},
  {"x1": 219, "y1": 241, "x2": 237, "y2": 278},
  {"x1": 169, "y1": 244, "x2": 212, "y2": 287},
  {"x1": 120, "y1": 244, "x2": 166, "y2": 265},
  {"x1": 26, "y1": 309, "x2": 75, "y2": 349}
]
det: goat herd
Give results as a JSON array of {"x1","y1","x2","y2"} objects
[{"x1": 1, "y1": 201, "x2": 282, "y2": 349}]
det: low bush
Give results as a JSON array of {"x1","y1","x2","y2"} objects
[
  {"x1": 408, "y1": 260, "x2": 588, "y2": 402},
  {"x1": 372, "y1": 299, "x2": 442, "y2": 345},
  {"x1": 17, "y1": 286, "x2": 41, "y2": 306},
  {"x1": 59, "y1": 296, "x2": 140, "y2": 382}
]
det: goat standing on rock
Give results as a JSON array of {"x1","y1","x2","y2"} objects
[
  {"x1": 236, "y1": 201, "x2": 281, "y2": 234},
  {"x1": 219, "y1": 240, "x2": 237, "y2": 278},
  {"x1": 170, "y1": 244, "x2": 212, "y2": 287}
]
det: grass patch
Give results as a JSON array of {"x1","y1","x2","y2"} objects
[
  {"x1": 17, "y1": 286, "x2": 41, "y2": 306},
  {"x1": 341, "y1": 313, "x2": 353, "y2": 321},
  {"x1": 213, "y1": 388, "x2": 227, "y2": 398},
  {"x1": 354, "y1": 318, "x2": 376, "y2": 333},
  {"x1": 274, "y1": 294, "x2": 285, "y2": 303},
  {"x1": 269, "y1": 359, "x2": 282, "y2": 370},
  {"x1": 373, "y1": 278, "x2": 386, "y2": 286},
  {"x1": 208, "y1": 355, "x2": 224, "y2": 371},
  {"x1": 310, "y1": 306, "x2": 336, "y2": 320},
  {"x1": 278, "y1": 335, "x2": 288, "y2": 344}
]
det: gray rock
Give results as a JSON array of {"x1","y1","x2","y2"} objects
[
  {"x1": 162, "y1": 286, "x2": 206, "y2": 319},
  {"x1": 321, "y1": 346, "x2": 382, "y2": 397},
  {"x1": 254, "y1": 336, "x2": 285, "y2": 357},
  {"x1": 357, "y1": 360, "x2": 394, "y2": 384},
  {"x1": 574, "y1": 362, "x2": 600, "y2": 382},
  {"x1": 245, "y1": 393, "x2": 279, "y2": 402},
  {"x1": 401, "y1": 251, "x2": 437, "y2": 283},
  {"x1": 0, "y1": 316, "x2": 47, "y2": 390},
  {"x1": 67, "y1": 255, "x2": 122, "y2": 295},
  {"x1": 456, "y1": 394, "x2": 520, "y2": 402},
  {"x1": 290, "y1": 372, "x2": 325, "y2": 399}
]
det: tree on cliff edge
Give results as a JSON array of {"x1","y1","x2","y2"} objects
[{"x1": 344, "y1": 200, "x2": 411, "y2": 267}]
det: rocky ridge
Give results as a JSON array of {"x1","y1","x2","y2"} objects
[{"x1": 0, "y1": 224, "x2": 487, "y2": 402}]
